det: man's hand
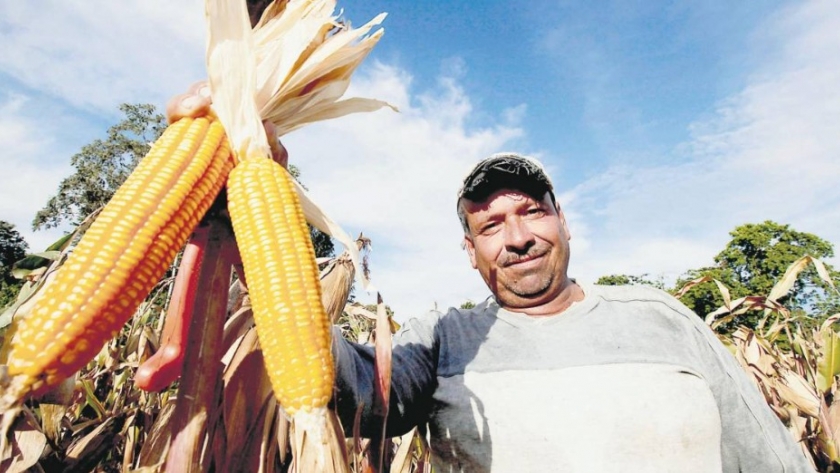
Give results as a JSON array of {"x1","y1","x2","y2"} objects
[{"x1": 165, "y1": 81, "x2": 289, "y2": 168}]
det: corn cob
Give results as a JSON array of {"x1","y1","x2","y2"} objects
[
  {"x1": 226, "y1": 156, "x2": 333, "y2": 416},
  {"x1": 3, "y1": 116, "x2": 233, "y2": 401}
]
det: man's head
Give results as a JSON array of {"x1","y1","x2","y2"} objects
[
  {"x1": 456, "y1": 153, "x2": 556, "y2": 233},
  {"x1": 457, "y1": 153, "x2": 573, "y2": 312}
]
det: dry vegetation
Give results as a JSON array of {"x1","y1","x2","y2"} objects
[
  {"x1": 0, "y1": 229, "x2": 431, "y2": 472},
  {"x1": 0, "y1": 1, "x2": 836, "y2": 468},
  {"x1": 2, "y1": 239, "x2": 838, "y2": 472},
  {"x1": 676, "y1": 255, "x2": 840, "y2": 471}
]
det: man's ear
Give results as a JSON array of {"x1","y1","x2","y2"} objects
[
  {"x1": 464, "y1": 235, "x2": 478, "y2": 269},
  {"x1": 556, "y1": 201, "x2": 571, "y2": 241}
]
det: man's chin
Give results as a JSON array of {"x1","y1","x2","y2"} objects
[{"x1": 502, "y1": 279, "x2": 553, "y2": 302}]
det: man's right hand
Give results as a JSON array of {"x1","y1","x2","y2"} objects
[
  {"x1": 166, "y1": 81, "x2": 213, "y2": 124},
  {"x1": 165, "y1": 81, "x2": 288, "y2": 168}
]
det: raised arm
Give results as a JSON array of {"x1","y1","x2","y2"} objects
[{"x1": 332, "y1": 313, "x2": 440, "y2": 438}]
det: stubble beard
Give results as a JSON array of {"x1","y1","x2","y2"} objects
[
  {"x1": 497, "y1": 243, "x2": 555, "y2": 299},
  {"x1": 503, "y1": 270, "x2": 554, "y2": 299}
]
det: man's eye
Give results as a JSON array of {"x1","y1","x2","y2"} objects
[
  {"x1": 527, "y1": 207, "x2": 545, "y2": 216},
  {"x1": 480, "y1": 222, "x2": 500, "y2": 234}
]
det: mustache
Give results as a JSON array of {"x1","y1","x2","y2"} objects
[{"x1": 499, "y1": 245, "x2": 549, "y2": 267}]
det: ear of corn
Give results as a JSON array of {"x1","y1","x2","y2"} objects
[
  {"x1": 2, "y1": 116, "x2": 233, "y2": 403},
  {"x1": 226, "y1": 156, "x2": 333, "y2": 416}
]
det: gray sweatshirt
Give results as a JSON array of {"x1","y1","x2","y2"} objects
[{"x1": 332, "y1": 283, "x2": 814, "y2": 472}]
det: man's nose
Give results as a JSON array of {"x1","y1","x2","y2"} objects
[{"x1": 504, "y1": 218, "x2": 535, "y2": 251}]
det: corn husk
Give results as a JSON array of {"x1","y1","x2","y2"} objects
[
  {"x1": 205, "y1": 0, "x2": 392, "y2": 294},
  {"x1": 204, "y1": 2, "x2": 390, "y2": 468}
]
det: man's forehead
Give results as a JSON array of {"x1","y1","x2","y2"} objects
[{"x1": 463, "y1": 188, "x2": 552, "y2": 212}]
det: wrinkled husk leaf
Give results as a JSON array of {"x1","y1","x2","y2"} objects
[{"x1": 206, "y1": 0, "x2": 393, "y2": 293}]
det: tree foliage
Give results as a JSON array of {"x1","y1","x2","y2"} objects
[
  {"x1": 33, "y1": 104, "x2": 167, "y2": 230},
  {"x1": 0, "y1": 221, "x2": 29, "y2": 308},
  {"x1": 595, "y1": 274, "x2": 665, "y2": 290},
  {"x1": 675, "y1": 221, "x2": 838, "y2": 329}
]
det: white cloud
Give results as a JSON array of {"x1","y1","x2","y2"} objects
[
  {"x1": 7, "y1": 0, "x2": 834, "y2": 323},
  {"x1": 0, "y1": 1, "x2": 206, "y2": 113},
  {"x1": 0, "y1": 94, "x2": 74, "y2": 252},
  {"x1": 284, "y1": 63, "x2": 526, "y2": 317},
  {"x1": 0, "y1": 1, "x2": 527, "y2": 319},
  {"x1": 0, "y1": 0, "x2": 208, "y2": 253},
  {"x1": 567, "y1": 0, "x2": 840, "y2": 286}
]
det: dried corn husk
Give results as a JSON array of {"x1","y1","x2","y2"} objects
[
  {"x1": 204, "y1": 2, "x2": 390, "y2": 469},
  {"x1": 320, "y1": 254, "x2": 355, "y2": 324},
  {"x1": 320, "y1": 236, "x2": 370, "y2": 323},
  {"x1": 205, "y1": 0, "x2": 392, "y2": 294}
]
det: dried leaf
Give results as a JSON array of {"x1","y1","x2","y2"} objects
[
  {"x1": 289, "y1": 410, "x2": 349, "y2": 473},
  {"x1": 222, "y1": 327, "x2": 275, "y2": 466},
  {"x1": 205, "y1": 0, "x2": 388, "y2": 295},
  {"x1": 137, "y1": 400, "x2": 177, "y2": 469},
  {"x1": 775, "y1": 371, "x2": 820, "y2": 418},
  {"x1": 39, "y1": 403, "x2": 67, "y2": 446},
  {"x1": 320, "y1": 253, "x2": 355, "y2": 323},
  {"x1": 257, "y1": 398, "x2": 279, "y2": 473},
  {"x1": 824, "y1": 400, "x2": 840, "y2": 463},
  {"x1": 817, "y1": 328, "x2": 840, "y2": 393},
  {"x1": 391, "y1": 428, "x2": 417, "y2": 473},
  {"x1": 345, "y1": 303, "x2": 378, "y2": 321},
  {"x1": 0, "y1": 408, "x2": 46, "y2": 473},
  {"x1": 124, "y1": 417, "x2": 139, "y2": 473},
  {"x1": 224, "y1": 394, "x2": 276, "y2": 473},
  {"x1": 674, "y1": 275, "x2": 729, "y2": 301},
  {"x1": 768, "y1": 255, "x2": 837, "y2": 302},
  {"x1": 221, "y1": 305, "x2": 256, "y2": 366},
  {"x1": 275, "y1": 406, "x2": 290, "y2": 466},
  {"x1": 64, "y1": 415, "x2": 122, "y2": 472}
]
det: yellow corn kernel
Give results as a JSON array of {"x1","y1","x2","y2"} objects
[
  {"x1": 226, "y1": 156, "x2": 333, "y2": 416},
  {"x1": 4, "y1": 116, "x2": 234, "y2": 401}
]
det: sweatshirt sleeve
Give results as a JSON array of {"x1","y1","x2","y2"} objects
[
  {"x1": 672, "y1": 300, "x2": 815, "y2": 472},
  {"x1": 331, "y1": 311, "x2": 440, "y2": 438}
]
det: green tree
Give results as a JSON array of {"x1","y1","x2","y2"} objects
[
  {"x1": 595, "y1": 274, "x2": 665, "y2": 290},
  {"x1": 675, "y1": 221, "x2": 838, "y2": 329},
  {"x1": 33, "y1": 104, "x2": 167, "y2": 230},
  {"x1": 0, "y1": 221, "x2": 29, "y2": 308}
]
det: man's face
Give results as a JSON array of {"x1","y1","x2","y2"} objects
[{"x1": 462, "y1": 189, "x2": 571, "y2": 309}]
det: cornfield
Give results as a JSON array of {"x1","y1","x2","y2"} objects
[
  {"x1": 675, "y1": 255, "x2": 840, "y2": 472},
  {"x1": 0, "y1": 0, "x2": 838, "y2": 471},
  {"x1": 0, "y1": 226, "x2": 429, "y2": 472}
]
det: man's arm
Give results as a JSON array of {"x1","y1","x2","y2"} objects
[
  {"x1": 672, "y1": 300, "x2": 816, "y2": 472},
  {"x1": 331, "y1": 312, "x2": 440, "y2": 438}
]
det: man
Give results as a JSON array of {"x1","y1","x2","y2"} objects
[
  {"x1": 332, "y1": 153, "x2": 814, "y2": 472},
  {"x1": 166, "y1": 93, "x2": 811, "y2": 471}
]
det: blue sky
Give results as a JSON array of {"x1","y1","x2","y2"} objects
[{"x1": 1, "y1": 0, "x2": 838, "y2": 319}]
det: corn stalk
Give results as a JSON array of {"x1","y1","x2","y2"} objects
[{"x1": 678, "y1": 255, "x2": 840, "y2": 471}]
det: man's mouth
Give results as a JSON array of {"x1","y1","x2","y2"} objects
[{"x1": 503, "y1": 249, "x2": 547, "y2": 267}]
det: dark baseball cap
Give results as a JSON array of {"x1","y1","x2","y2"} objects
[{"x1": 457, "y1": 152, "x2": 555, "y2": 204}]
